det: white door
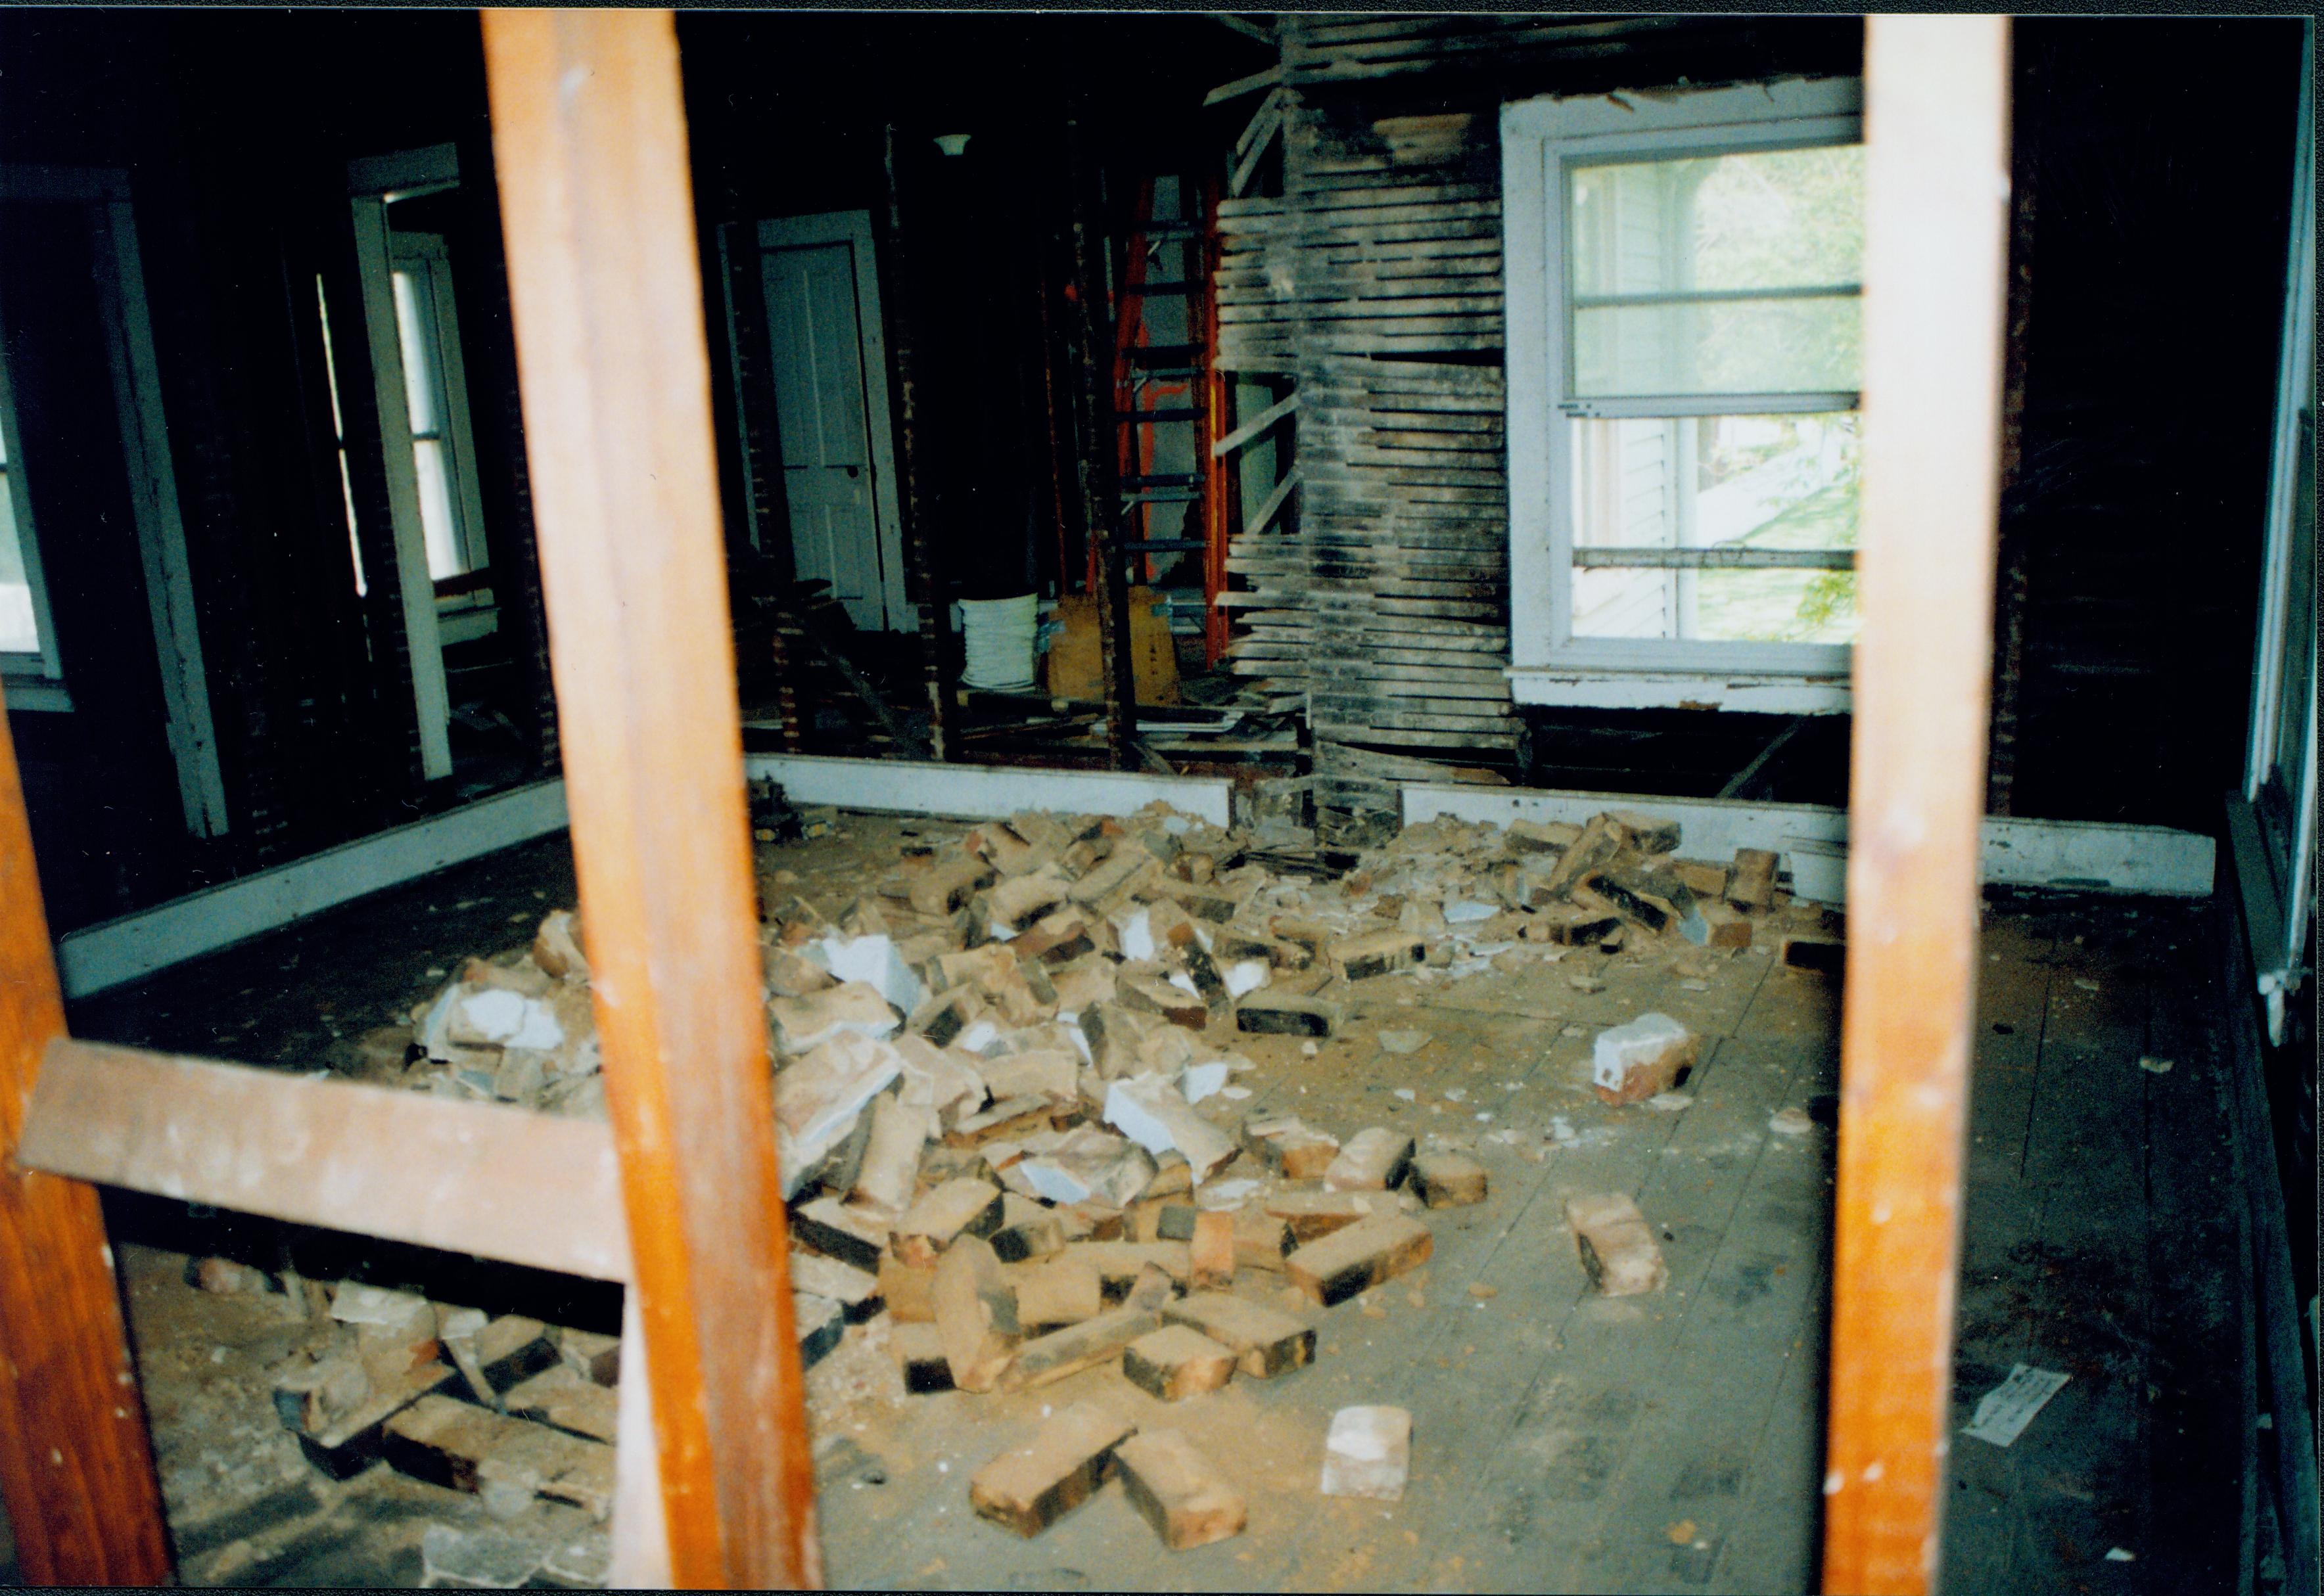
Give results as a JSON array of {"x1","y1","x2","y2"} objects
[{"x1": 761, "y1": 240, "x2": 887, "y2": 631}]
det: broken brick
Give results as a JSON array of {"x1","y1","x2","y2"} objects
[
  {"x1": 877, "y1": 1252, "x2": 938, "y2": 1324},
  {"x1": 908, "y1": 855, "x2": 994, "y2": 917},
  {"x1": 1286, "y1": 1212, "x2": 1434, "y2": 1307},
  {"x1": 990, "y1": 1193, "x2": 1068, "y2": 1264},
  {"x1": 1566, "y1": 1192, "x2": 1668, "y2": 1296},
  {"x1": 1123, "y1": 1325, "x2": 1236, "y2": 1401},
  {"x1": 787, "y1": 1252, "x2": 883, "y2": 1322},
  {"x1": 1689, "y1": 900, "x2": 1754, "y2": 950},
  {"x1": 1115, "y1": 1429, "x2": 1245, "y2": 1551},
  {"x1": 768, "y1": 982, "x2": 900, "y2": 1055},
  {"x1": 1261, "y1": 1190, "x2": 1379, "y2": 1243},
  {"x1": 1231, "y1": 1208, "x2": 1294, "y2": 1273},
  {"x1": 1010, "y1": 1254, "x2": 1104, "y2": 1331},
  {"x1": 793, "y1": 1195, "x2": 890, "y2": 1273},
  {"x1": 1606, "y1": 811, "x2": 1682, "y2": 855},
  {"x1": 1162, "y1": 1293, "x2": 1314, "y2": 1378}
]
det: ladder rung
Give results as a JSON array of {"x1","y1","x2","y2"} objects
[
  {"x1": 1114, "y1": 282, "x2": 1196, "y2": 298},
  {"x1": 1123, "y1": 539, "x2": 1207, "y2": 553},
  {"x1": 1119, "y1": 473, "x2": 1203, "y2": 489},
  {"x1": 1119, "y1": 490, "x2": 1203, "y2": 506},
  {"x1": 1115, "y1": 408, "x2": 1203, "y2": 423}
]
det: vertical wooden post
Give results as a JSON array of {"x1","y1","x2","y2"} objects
[
  {"x1": 882, "y1": 124, "x2": 958, "y2": 763},
  {"x1": 1063, "y1": 116, "x2": 1138, "y2": 770},
  {"x1": 1822, "y1": 17, "x2": 2012, "y2": 1596},
  {"x1": 0, "y1": 687, "x2": 171, "y2": 1587},
  {"x1": 480, "y1": 12, "x2": 818, "y2": 1587}
]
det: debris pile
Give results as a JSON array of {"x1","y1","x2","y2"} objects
[{"x1": 362, "y1": 794, "x2": 1811, "y2": 1551}]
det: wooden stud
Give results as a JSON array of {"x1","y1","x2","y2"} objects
[
  {"x1": 882, "y1": 123, "x2": 958, "y2": 763},
  {"x1": 480, "y1": 12, "x2": 816, "y2": 1586},
  {"x1": 1063, "y1": 114, "x2": 1138, "y2": 771},
  {"x1": 1821, "y1": 19, "x2": 2012, "y2": 1596},
  {"x1": 0, "y1": 687, "x2": 170, "y2": 1585}
]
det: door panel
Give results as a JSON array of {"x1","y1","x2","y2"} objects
[{"x1": 762, "y1": 242, "x2": 885, "y2": 630}]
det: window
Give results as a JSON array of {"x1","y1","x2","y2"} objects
[
  {"x1": 388, "y1": 234, "x2": 489, "y2": 585},
  {"x1": 1503, "y1": 79, "x2": 1865, "y2": 711},
  {"x1": 0, "y1": 346, "x2": 64, "y2": 693}
]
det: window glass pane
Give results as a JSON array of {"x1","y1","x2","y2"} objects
[
  {"x1": 1574, "y1": 295, "x2": 1859, "y2": 398},
  {"x1": 1571, "y1": 413, "x2": 1858, "y2": 549},
  {"x1": 413, "y1": 438, "x2": 464, "y2": 580},
  {"x1": 1570, "y1": 412, "x2": 1859, "y2": 644},
  {"x1": 0, "y1": 470, "x2": 37, "y2": 654},
  {"x1": 1569, "y1": 144, "x2": 1863, "y2": 398},
  {"x1": 1573, "y1": 562, "x2": 1859, "y2": 643},
  {"x1": 391, "y1": 269, "x2": 441, "y2": 436}
]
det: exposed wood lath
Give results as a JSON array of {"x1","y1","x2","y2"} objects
[
  {"x1": 1216, "y1": 22, "x2": 1518, "y2": 763},
  {"x1": 1210, "y1": 14, "x2": 1864, "y2": 771}
]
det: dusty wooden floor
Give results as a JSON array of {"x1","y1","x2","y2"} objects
[{"x1": 59, "y1": 818, "x2": 2239, "y2": 1593}]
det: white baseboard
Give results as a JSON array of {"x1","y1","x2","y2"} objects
[
  {"x1": 1402, "y1": 784, "x2": 2215, "y2": 905},
  {"x1": 745, "y1": 754, "x2": 1233, "y2": 828}
]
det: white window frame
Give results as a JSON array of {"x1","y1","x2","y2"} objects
[
  {"x1": 346, "y1": 143, "x2": 462, "y2": 781},
  {"x1": 0, "y1": 340, "x2": 66, "y2": 700},
  {"x1": 0, "y1": 165, "x2": 230, "y2": 836},
  {"x1": 1502, "y1": 78, "x2": 1865, "y2": 713}
]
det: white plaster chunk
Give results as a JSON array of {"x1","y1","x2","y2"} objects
[
  {"x1": 1225, "y1": 959, "x2": 1270, "y2": 997},
  {"x1": 1102, "y1": 1074, "x2": 1233, "y2": 1179},
  {"x1": 1320, "y1": 1405, "x2": 1412, "y2": 1501},
  {"x1": 812, "y1": 934, "x2": 925, "y2": 1016},
  {"x1": 1591, "y1": 1012, "x2": 1696, "y2": 1095},
  {"x1": 774, "y1": 1032, "x2": 902, "y2": 1198}
]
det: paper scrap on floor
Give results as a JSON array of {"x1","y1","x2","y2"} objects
[{"x1": 1962, "y1": 1364, "x2": 2070, "y2": 1447}]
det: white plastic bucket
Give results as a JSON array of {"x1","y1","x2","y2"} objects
[{"x1": 958, "y1": 594, "x2": 1039, "y2": 690}]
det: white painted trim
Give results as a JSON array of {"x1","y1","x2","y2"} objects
[
  {"x1": 1502, "y1": 77, "x2": 1865, "y2": 700},
  {"x1": 1507, "y1": 666, "x2": 1850, "y2": 714},
  {"x1": 350, "y1": 193, "x2": 453, "y2": 780},
  {"x1": 755, "y1": 210, "x2": 910, "y2": 633},
  {"x1": 1403, "y1": 783, "x2": 2215, "y2": 905},
  {"x1": 0, "y1": 291, "x2": 66, "y2": 689},
  {"x1": 745, "y1": 754, "x2": 1232, "y2": 828},
  {"x1": 96, "y1": 199, "x2": 231, "y2": 837},
  {"x1": 56, "y1": 779, "x2": 570, "y2": 999}
]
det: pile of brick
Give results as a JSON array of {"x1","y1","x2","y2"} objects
[
  {"x1": 353, "y1": 796, "x2": 1799, "y2": 1547},
  {"x1": 209, "y1": 1267, "x2": 621, "y2": 1534}
]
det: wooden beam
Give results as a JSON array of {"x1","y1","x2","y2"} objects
[
  {"x1": 1822, "y1": 18, "x2": 2012, "y2": 1596},
  {"x1": 0, "y1": 688, "x2": 170, "y2": 1585},
  {"x1": 480, "y1": 12, "x2": 817, "y2": 1588},
  {"x1": 1209, "y1": 390, "x2": 1297, "y2": 459},
  {"x1": 1063, "y1": 115, "x2": 1138, "y2": 771},
  {"x1": 1203, "y1": 63, "x2": 1283, "y2": 107},
  {"x1": 17, "y1": 1040, "x2": 629, "y2": 1282}
]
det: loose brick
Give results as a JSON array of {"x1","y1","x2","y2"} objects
[
  {"x1": 877, "y1": 1252, "x2": 938, "y2": 1324},
  {"x1": 1565, "y1": 1192, "x2": 1668, "y2": 1296},
  {"x1": 1231, "y1": 1208, "x2": 1293, "y2": 1273},
  {"x1": 1188, "y1": 1211, "x2": 1236, "y2": 1290},
  {"x1": 1329, "y1": 930, "x2": 1426, "y2": 982},
  {"x1": 1261, "y1": 1190, "x2": 1378, "y2": 1243},
  {"x1": 1324, "y1": 1128, "x2": 1414, "y2": 1193},
  {"x1": 768, "y1": 982, "x2": 900, "y2": 1055},
  {"x1": 1591, "y1": 1013, "x2": 1700, "y2": 1106},
  {"x1": 1234, "y1": 990, "x2": 1339, "y2": 1037},
  {"x1": 893, "y1": 1321, "x2": 954, "y2": 1393},
  {"x1": 788, "y1": 1252, "x2": 883, "y2": 1322},
  {"x1": 503, "y1": 1365, "x2": 619, "y2": 1444},
  {"x1": 1690, "y1": 900, "x2": 1754, "y2": 950},
  {"x1": 1069, "y1": 1241, "x2": 1192, "y2": 1293},
  {"x1": 1726, "y1": 848, "x2": 1779, "y2": 911},
  {"x1": 969, "y1": 1402, "x2": 1137, "y2": 1537},
  {"x1": 848, "y1": 1093, "x2": 929, "y2": 1219},
  {"x1": 1115, "y1": 1429, "x2": 1245, "y2": 1550},
  {"x1": 1539, "y1": 813, "x2": 1623, "y2": 898},
  {"x1": 553, "y1": 1327, "x2": 616, "y2": 1388},
  {"x1": 909, "y1": 855, "x2": 994, "y2": 917},
  {"x1": 1124, "y1": 1325, "x2": 1236, "y2": 1401},
  {"x1": 1606, "y1": 811, "x2": 1681, "y2": 855},
  {"x1": 793, "y1": 1196, "x2": 890, "y2": 1272},
  {"x1": 385, "y1": 1393, "x2": 614, "y2": 1519},
  {"x1": 998, "y1": 1305, "x2": 1161, "y2": 1392},
  {"x1": 990, "y1": 1193, "x2": 1069, "y2": 1264},
  {"x1": 1010, "y1": 1254, "x2": 1104, "y2": 1331},
  {"x1": 795, "y1": 1291, "x2": 845, "y2": 1371},
  {"x1": 893, "y1": 1178, "x2": 1006, "y2": 1266},
  {"x1": 1286, "y1": 1212, "x2": 1434, "y2": 1307},
  {"x1": 905, "y1": 984, "x2": 987, "y2": 1049},
  {"x1": 933, "y1": 1235, "x2": 1020, "y2": 1393},
  {"x1": 1161, "y1": 1293, "x2": 1314, "y2": 1377},
  {"x1": 1409, "y1": 1152, "x2": 1489, "y2": 1209},
  {"x1": 987, "y1": 874, "x2": 1069, "y2": 934}
]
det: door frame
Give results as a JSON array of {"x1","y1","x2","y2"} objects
[{"x1": 738, "y1": 209, "x2": 909, "y2": 632}]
